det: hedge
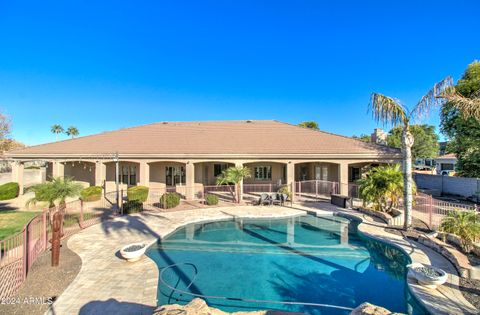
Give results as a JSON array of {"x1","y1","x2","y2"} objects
[
  {"x1": 123, "y1": 200, "x2": 143, "y2": 214},
  {"x1": 127, "y1": 186, "x2": 149, "y2": 202},
  {"x1": 159, "y1": 192, "x2": 181, "y2": 209},
  {"x1": 0, "y1": 182, "x2": 20, "y2": 200},
  {"x1": 205, "y1": 194, "x2": 219, "y2": 206},
  {"x1": 80, "y1": 186, "x2": 102, "y2": 202}
]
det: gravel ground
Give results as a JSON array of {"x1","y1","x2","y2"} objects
[
  {"x1": 1, "y1": 239, "x2": 81, "y2": 315},
  {"x1": 384, "y1": 217, "x2": 432, "y2": 239},
  {"x1": 459, "y1": 278, "x2": 480, "y2": 310}
]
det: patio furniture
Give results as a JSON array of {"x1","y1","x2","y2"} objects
[
  {"x1": 331, "y1": 194, "x2": 352, "y2": 208},
  {"x1": 270, "y1": 193, "x2": 282, "y2": 206},
  {"x1": 280, "y1": 193, "x2": 289, "y2": 205},
  {"x1": 258, "y1": 193, "x2": 271, "y2": 205}
]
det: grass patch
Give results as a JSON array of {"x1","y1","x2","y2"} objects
[{"x1": 0, "y1": 211, "x2": 41, "y2": 240}]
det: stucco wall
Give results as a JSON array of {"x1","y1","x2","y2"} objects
[
  {"x1": 0, "y1": 168, "x2": 46, "y2": 187},
  {"x1": 414, "y1": 173, "x2": 480, "y2": 200},
  {"x1": 64, "y1": 162, "x2": 95, "y2": 187}
]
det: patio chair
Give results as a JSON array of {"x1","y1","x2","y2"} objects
[
  {"x1": 280, "y1": 193, "x2": 289, "y2": 206},
  {"x1": 270, "y1": 193, "x2": 282, "y2": 206},
  {"x1": 258, "y1": 193, "x2": 271, "y2": 206}
]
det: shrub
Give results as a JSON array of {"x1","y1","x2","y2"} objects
[
  {"x1": 277, "y1": 186, "x2": 292, "y2": 200},
  {"x1": 123, "y1": 200, "x2": 143, "y2": 214},
  {"x1": 80, "y1": 186, "x2": 102, "y2": 202},
  {"x1": 205, "y1": 194, "x2": 219, "y2": 206},
  {"x1": 0, "y1": 182, "x2": 20, "y2": 200},
  {"x1": 127, "y1": 186, "x2": 149, "y2": 202},
  {"x1": 159, "y1": 192, "x2": 181, "y2": 209},
  {"x1": 440, "y1": 210, "x2": 480, "y2": 252}
]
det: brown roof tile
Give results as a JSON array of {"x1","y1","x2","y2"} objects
[{"x1": 7, "y1": 120, "x2": 400, "y2": 158}]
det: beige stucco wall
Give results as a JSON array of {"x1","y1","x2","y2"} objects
[{"x1": 64, "y1": 161, "x2": 96, "y2": 187}]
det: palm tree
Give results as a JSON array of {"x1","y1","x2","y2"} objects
[
  {"x1": 216, "y1": 166, "x2": 251, "y2": 203},
  {"x1": 27, "y1": 177, "x2": 83, "y2": 211},
  {"x1": 440, "y1": 210, "x2": 480, "y2": 252},
  {"x1": 51, "y1": 124, "x2": 64, "y2": 141},
  {"x1": 441, "y1": 88, "x2": 480, "y2": 120},
  {"x1": 66, "y1": 126, "x2": 79, "y2": 138},
  {"x1": 368, "y1": 77, "x2": 453, "y2": 230},
  {"x1": 358, "y1": 164, "x2": 406, "y2": 213}
]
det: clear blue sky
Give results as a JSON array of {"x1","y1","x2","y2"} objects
[{"x1": 0, "y1": 1, "x2": 479, "y2": 145}]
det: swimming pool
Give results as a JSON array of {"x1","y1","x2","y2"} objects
[{"x1": 147, "y1": 215, "x2": 427, "y2": 314}]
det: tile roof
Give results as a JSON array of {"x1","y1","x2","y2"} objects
[{"x1": 7, "y1": 120, "x2": 400, "y2": 158}]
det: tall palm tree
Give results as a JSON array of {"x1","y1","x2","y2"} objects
[
  {"x1": 216, "y1": 166, "x2": 251, "y2": 203},
  {"x1": 66, "y1": 126, "x2": 79, "y2": 138},
  {"x1": 51, "y1": 124, "x2": 64, "y2": 141},
  {"x1": 368, "y1": 77, "x2": 453, "y2": 230},
  {"x1": 441, "y1": 88, "x2": 480, "y2": 120}
]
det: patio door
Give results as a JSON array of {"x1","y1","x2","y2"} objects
[{"x1": 165, "y1": 166, "x2": 185, "y2": 186}]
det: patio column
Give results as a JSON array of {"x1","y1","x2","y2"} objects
[
  {"x1": 95, "y1": 161, "x2": 106, "y2": 187},
  {"x1": 11, "y1": 161, "x2": 25, "y2": 195},
  {"x1": 52, "y1": 161, "x2": 64, "y2": 178},
  {"x1": 235, "y1": 162, "x2": 243, "y2": 202},
  {"x1": 186, "y1": 162, "x2": 195, "y2": 200},
  {"x1": 139, "y1": 161, "x2": 150, "y2": 187},
  {"x1": 339, "y1": 162, "x2": 349, "y2": 195},
  {"x1": 287, "y1": 162, "x2": 295, "y2": 202}
]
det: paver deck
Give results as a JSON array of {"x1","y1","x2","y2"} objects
[{"x1": 47, "y1": 203, "x2": 478, "y2": 315}]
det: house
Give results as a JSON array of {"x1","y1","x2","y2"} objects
[
  {"x1": 6, "y1": 120, "x2": 401, "y2": 199},
  {"x1": 435, "y1": 153, "x2": 457, "y2": 175}
]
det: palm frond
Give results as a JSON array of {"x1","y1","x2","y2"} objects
[
  {"x1": 369, "y1": 93, "x2": 408, "y2": 126},
  {"x1": 441, "y1": 88, "x2": 480, "y2": 120},
  {"x1": 410, "y1": 76, "x2": 454, "y2": 121}
]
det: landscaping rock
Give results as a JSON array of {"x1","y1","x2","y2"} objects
[
  {"x1": 153, "y1": 299, "x2": 399, "y2": 315},
  {"x1": 350, "y1": 302, "x2": 401, "y2": 315}
]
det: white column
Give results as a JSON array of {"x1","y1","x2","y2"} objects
[
  {"x1": 139, "y1": 161, "x2": 150, "y2": 187},
  {"x1": 11, "y1": 161, "x2": 25, "y2": 195},
  {"x1": 339, "y1": 162, "x2": 349, "y2": 195},
  {"x1": 95, "y1": 161, "x2": 106, "y2": 187},
  {"x1": 186, "y1": 162, "x2": 195, "y2": 200},
  {"x1": 287, "y1": 162, "x2": 295, "y2": 202},
  {"x1": 235, "y1": 162, "x2": 244, "y2": 202}
]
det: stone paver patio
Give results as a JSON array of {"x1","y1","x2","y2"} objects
[{"x1": 47, "y1": 203, "x2": 477, "y2": 315}]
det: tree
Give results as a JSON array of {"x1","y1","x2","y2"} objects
[
  {"x1": 66, "y1": 126, "x2": 79, "y2": 138},
  {"x1": 352, "y1": 134, "x2": 372, "y2": 142},
  {"x1": 51, "y1": 124, "x2": 64, "y2": 141},
  {"x1": 387, "y1": 125, "x2": 439, "y2": 160},
  {"x1": 298, "y1": 121, "x2": 319, "y2": 130},
  {"x1": 0, "y1": 139, "x2": 25, "y2": 152},
  {"x1": 216, "y1": 166, "x2": 251, "y2": 203},
  {"x1": 358, "y1": 164, "x2": 406, "y2": 213},
  {"x1": 27, "y1": 177, "x2": 83, "y2": 211},
  {"x1": 368, "y1": 77, "x2": 453, "y2": 230},
  {"x1": 441, "y1": 62, "x2": 480, "y2": 178}
]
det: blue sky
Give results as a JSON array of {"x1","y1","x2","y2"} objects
[{"x1": 0, "y1": 1, "x2": 479, "y2": 145}]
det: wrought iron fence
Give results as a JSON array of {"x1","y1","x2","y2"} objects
[{"x1": 0, "y1": 191, "x2": 118, "y2": 299}]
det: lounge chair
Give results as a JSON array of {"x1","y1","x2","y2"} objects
[
  {"x1": 258, "y1": 193, "x2": 271, "y2": 206},
  {"x1": 270, "y1": 193, "x2": 282, "y2": 206}
]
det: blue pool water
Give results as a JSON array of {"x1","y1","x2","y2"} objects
[{"x1": 147, "y1": 215, "x2": 427, "y2": 314}]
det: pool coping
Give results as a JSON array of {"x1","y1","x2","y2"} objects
[{"x1": 48, "y1": 205, "x2": 478, "y2": 315}]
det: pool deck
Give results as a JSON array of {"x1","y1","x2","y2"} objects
[{"x1": 47, "y1": 203, "x2": 478, "y2": 315}]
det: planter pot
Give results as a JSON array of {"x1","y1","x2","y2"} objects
[
  {"x1": 407, "y1": 262, "x2": 448, "y2": 289},
  {"x1": 120, "y1": 243, "x2": 147, "y2": 262}
]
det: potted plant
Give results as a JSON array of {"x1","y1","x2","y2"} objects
[
  {"x1": 407, "y1": 262, "x2": 448, "y2": 289},
  {"x1": 120, "y1": 243, "x2": 147, "y2": 262}
]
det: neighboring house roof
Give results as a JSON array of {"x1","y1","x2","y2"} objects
[
  {"x1": 436, "y1": 153, "x2": 457, "y2": 162},
  {"x1": 6, "y1": 120, "x2": 401, "y2": 159}
]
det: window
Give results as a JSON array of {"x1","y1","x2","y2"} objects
[
  {"x1": 351, "y1": 167, "x2": 361, "y2": 182},
  {"x1": 441, "y1": 163, "x2": 454, "y2": 171},
  {"x1": 121, "y1": 166, "x2": 129, "y2": 184},
  {"x1": 214, "y1": 164, "x2": 228, "y2": 177},
  {"x1": 118, "y1": 165, "x2": 137, "y2": 185},
  {"x1": 254, "y1": 166, "x2": 272, "y2": 181},
  {"x1": 130, "y1": 166, "x2": 137, "y2": 184}
]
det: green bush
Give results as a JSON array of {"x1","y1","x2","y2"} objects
[
  {"x1": 159, "y1": 192, "x2": 181, "y2": 209},
  {"x1": 0, "y1": 182, "x2": 19, "y2": 200},
  {"x1": 123, "y1": 200, "x2": 143, "y2": 214},
  {"x1": 277, "y1": 186, "x2": 291, "y2": 200},
  {"x1": 205, "y1": 194, "x2": 219, "y2": 206},
  {"x1": 80, "y1": 186, "x2": 102, "y2": 202},
  {"x1": 127, "y1": 186, "x2": 149, "y2": 202}
]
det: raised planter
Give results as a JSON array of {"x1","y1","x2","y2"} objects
[
  {"x1": 355, "y1": 207, "x2": 403, "y2": 226},
  {"x1": 407, "y1": 262, "x2": 448, "y2": 289},
  {"x1": 120, "y1": 243, "x2": 147, "y2": 262}
]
